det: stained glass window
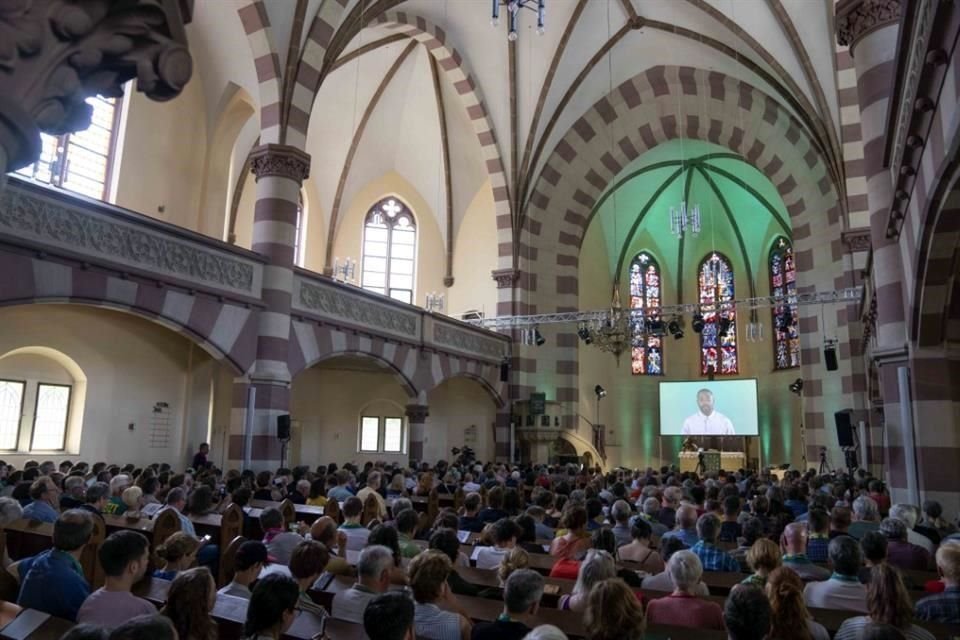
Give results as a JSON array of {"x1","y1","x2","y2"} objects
[
  {"x1": 629, "y1": 252, "x2": 663, "y2": 375},
  {"x1": 362, "y1": 197, "x2": 417, "y2": 304},
  {"x1": 770, "y1": 237, "x2": 800, "y2": 369},
  {"x1": 698, "y1": 253, "x2": 738, "y2": 374},
  {"x1": 16, "y1": 96, "x2": 120, "y2": 201}
]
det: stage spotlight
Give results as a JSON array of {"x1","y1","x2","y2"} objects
[
  {"x1": 646, "y1": 317, "x2": 665, "y2": 336},
  {"x1": 789, "y1": 378, "x2": 804, "y2": 395},
  {"x1": 692, "y1": 312, "x2": 705, "y2": 333},
  {"x1": 778, "y1": 309, "x2": 793, "y2": 332},
  {"x1": 667, "y1": 317, "x2": 684, "y2": 340},
  {"x1": 594, "y1": 384, "x2": 607, "y2": 399},
  {"x1": 534, "y1": 327, "x2": 545, "y2": 346},
  {"x1": 577, "y1": 324, "x2": 592, "y2": 345},
  {"x1": 718, "y1": 316, "x2": 732, "y2": 338}
]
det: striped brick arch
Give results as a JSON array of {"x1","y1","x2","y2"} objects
[
  {"x1": 0, "y1": 250, "x2": 258, "y2": 375},
  {"x1": 520, "y1": 65, "x2": 855, "y2": 466},
  {"x1": 237, "y1": 0, "x2": 284, "y2": 145}
]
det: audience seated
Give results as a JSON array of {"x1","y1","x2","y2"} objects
[
  {"x1": 915, "y1": 540, "x2": 959, "y2": 623},
  {"x1": 260, "y1": 506, "x2": 303, "y2": 564},
  {"x1": 646, "y1": 549, "x2": 724, "y2": 630},
  {"x1": 921, "y1": 500, "x2": 957, "y2": 541},
  {"x1": 608, "y1": 500, "x2": 632, "y2": 547},
  {"x1": 731, "y1": 516, "x2": 765, "y2": 572},
  {"x1": 805, "y1": 508, "x2": 831, "y2": 563},
  {"x1": 881, "y1": 517, "x2": 934, "y2": 572},
  {"x1": 641, "y1": 536, "x2": 709, "y2": 596},
  {"x1": 781, "y1": 521, "x2": 830, "y2": 582},
  {"x1": 159, "y1": 567, "x2": 218, "y2": 640},
  {"x1": 408, "y1": 550, "x2": 472, "y2": 640},
  {"x1": 152, "y1": 532, "x2": 199, "y2": 580},
  {"x1": 357, "y1": 470, "x2": 388, "y2": 520},
  {"x1": 471, "y1": 569, "x2": 544, "y2": 640},
  {"x1": 243, "y1": 573, "x2": 301, "y2": 639},
  {"x1": 890, "y1": 504, "x2": 936, "y2": 554},
  {"x1": 289, "y1": 539, "x2": 331, "y2": 618},
  {"x1": 723, "y1": 584, "x2": 771, "y2": 640},
  {"x1": 614, "y1": 517, "x2": 663, "y2": 573},
  {"x1": 804, "y1": 535, "x2": 868, "y2": 613},
  {"x1": 332, "y1": 544, "x2": 394, "y2": 623},
  {"x1": 395, "y1": 508, "x2": 422, "y2": 558},
  {"x1": 741, "y1": 538, "x2": 781, "y2": 587},
  {"x1": 309, "y1": 516, "x2": 353, "y2": 577},
  {"x1": 583, "y1": 578, "x2": 644, "y2": 640},
  {"x1": 16, "y1": 508, "x2": 93, "y2": 620},
  {"x1": 22, "y1": 476, "x2": 60, "y2": 523},
  {"x1": 719, "y1": 495, "x2": 743, "y2": 543},
  {"x1": 556, "y1": 549, "x2": 616, "y2": 613},
  {"x1": 834, "y1": 563, "x2": 936, "y2": 640},
  {"x1": 522, "y1": 625, "x2": 568, "y2": 640},
  {"x1": 77, "y1": 530, "x2": 155, "y2": 627},
  {"x1": 218, "y1": 540, "x2": 267, "y2": 598},
  {"x1": 339, "y1": 496, "x2": 371, "y2": 550},
  {"x1": 364, "y1": 591, "x2": 417, "y2": 640},
  {"x1": 479, "y1": 487, "x2": 509, "y2": 524},
  {"x1": 549, "y1": 506, "x2": 591, "y2": 560},
  {"x1": 860, "y1": 530, "x2": 889, "y2": 584},
  {"x1": 80, "y1": 482, "x2": 109, "y2": 520},
  {"x1": 108, "y1": 615, "x2": 177, "y2": 640},
  {"x1": 766, "y1": 566, "x2": 829, "y2": 640},
  {"x1": 691, "y1": 512, "x2": 740, "y2": 572},
  {"x1": 61, "y1": 476, "x2": 86, "y2": 511},
  {"x1": 850, "y1": 496, "x2": 882, "y2": 540},
  {"x1": 831, "y1": 505, "x2": 854, "y2": 538},
  {"x1": 661, "y1": 504, "x2": 700, "y2": 547},
  {"x1": 431, "y1": 528, "x2": 482, "y2": 597}
]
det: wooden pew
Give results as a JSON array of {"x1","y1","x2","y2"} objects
[
  {"x1": 248, "y1": 499, "x2": 324, "y2": 524},
  {"x1": 0, "y1": 609, "x2": 73, "y2": 640}
]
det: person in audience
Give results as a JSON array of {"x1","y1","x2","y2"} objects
[
  {"x1": 920, "y1": 500, "x2": 957, "y2": 540},
  {"x1": 162, "y1": 487, "x2": 197, "y2": 537},
  {"x1": 850, "y1": 496, "x2": 881, "y2": 539},
  {"x1": 286, "y1": 478, "x2": 309, "y2": 506},
  {"x1": 153, "y1": 531, "x2": 200, "y2": 580},
  {"x1": 309, "y1": 516, "x2": 353, "y2": 577},
  {"x1": 77, "y1": 530, "x2": 155, "y2": 627},
  {"x1": 860, "y1": 530, "x2": 889, "y2": 583},
  {"x1": 252, "y1": 471, "x2": 273, "y2": 501},
  {"x1": 781, "y1": 521, "x2": 830, "y2": 582},
  {"x1": 803, "y1": 535, "x2": 868, "y2": 612},
  {"x1": 260, "y1": 506, "x2": 303, "y2": 564},
  {"x1": 408, "y1": 550, "x2": 472, "y2": 640},
  {"x1": 458, "y1": 492, "x2": 485, "y2": 533},
  {"x1": 243, "y1": 573, "x2": 301, "y2": 640},
  {"x1": 833, "y1": 563, "x2": 935, "y2": 640},
  {"x1": 331, "y1": 544, "x2": 393, "y2": 623},
  {"x1": 339, "y1": 496, "x2": 371, "y2": 550},
  {"x1": 915, "y1": 540, "x2": 959, "y2": 623},
  {"x1": 306, "y1": 477, "x2": 327, "y2": 507},
  {"x1": 523, "y1": 505, "x2": 552, "y2": 541},
  {"x1": 549, "y1": 506, "x2": 591, "y2": 560},
  {"x1": 646, "y1": 549, "x2": 724, "y2": 630},
  {"x1": 661, "y1": 504, "x2": 699, "y2": 548},
  {"x1": 805, "y1": 508, "x2": 831, "y2": 563},
  {"x1": 766, "y1": 566, "x2": 830, "y2": 640},
  {"x1": 831, "y1": 505, "x2": 853, "y2": 538},
  {"x1": 889, "y1": 504, "x2": 936, "y2": 554},
  {"x1": 80, "y1": 482, "x2": 109, "y2": 519},
  {"x1": 719, "y1": 495, "x2": 743, "y2": 543},
  {"x1": 608, "y1": 500, "x2": 633, "y2": 547},
  {"x1": 108, "y1": 614, "x2": 178, "y2": 640},
  {"x1": 387, "y1": 473, "x2": 408, "y2": 499},
  {"x1": 396, "y1": 508, "x2": 422, "y2": 558},
  {"x1": 880, "y1": 517, "x2": 933, "y2": 572},
  {"x1": 219, "y1": 540, "x2": 267, "y2": 598},
  {"x1": 0, "y1": 497, "x2": 22, "y2": 567},
  {"x1": 690, "y1": 512, "x2": 739, "y2": 572},
  {"x1": 641, "y1": 536, "x2": 709, "y2": 596},
  {"x1": 160, "y1": 566, "x2": 217, "y2": 640},
  {"x1": 430, "y1": 528, "x2": 481, "y2": 597},
  {"x1": 471, "y1": 569, "x2": 544, "y2": 640},
  {"x1": 288, "y1": 539, "x2": 330, "y2": 618},
  {"x1": 16, "y1": 509, "x2": 93, "y2": 620},
  {"x1": 364, "y1": 592, "x2": 416, "y2": 640},
  {"x1": 60, "y1": 624, "x2": 108, "y2": 640},
  {"x1": 731, "y1": 516, "x2": 765, "y2": 571},
  {"x1": 357, "y1": 471, "x2": 388, "y2": 520},
  {"x1": 723, "y1": 584, "x2": 772, "y2": 640},
  {"x1": 102, "y1": 474, "x2": 130, "y2": 515},
  {"x1": 191, "y1": 443, "x2": 210, "y2": 471},
  {"x1": 477, "y1": 486, "x2": 508, "y2": 524},
  {"x1": 741, "y1": 538, "x2": 781, "y2": 587},
  {"x1": 616, "y1": 517, "x2": 664, "y2": 573},
  {"x1": 522, "y1": 626, "x2": 568, "y2": 640},
  {"x1": 21, "y1": 476, "x2": 60, "y2": 523},
  {"x1": 634, "y1": 497, "x2": 668, "y2": 539},
  {"x1": 327, "y1": 469, "x2": 354, "y2": 502},
  {"x1": 557, "y1": 549, "x2": 616, "y2": 613},
  {"x1": 658, "y1": 486, "x2": 681, "y2": 530},
  {"x1": 583, "y1": 578, "x2": 644, "y2": 640},
  {"x1": 61, "y1": 476, "x2": 87, "y2": 510},
  {"x1": 476, "y1": 518, "x2": 521, "y2": 570}
]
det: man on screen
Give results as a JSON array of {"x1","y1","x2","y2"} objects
[{"x1": 681, "y1": 389, "x2": 735, "y2": 436}]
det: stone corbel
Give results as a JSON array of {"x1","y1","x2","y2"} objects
[
  {"x1": 0, "y1": 0, "x2": 195, "y2": 174},
  {"x1": 491, "y1": 268, "x2": 520, "y2": 289}
]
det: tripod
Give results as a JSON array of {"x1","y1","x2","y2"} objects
[
  {"x1": 818, "y1": 448, "x2": 832, "y2": 475},
  {"x1": 695, "y1": 451, "x2": 706, "y2": 475}
]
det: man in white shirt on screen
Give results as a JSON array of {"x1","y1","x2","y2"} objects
[{"x1": 681, "y1": 388, "x2": 735, "y2": 435}]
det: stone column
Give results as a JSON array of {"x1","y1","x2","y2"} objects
[
  {"x1": 229, "y1": 144, "x2": 310, "y2": 469},
  {"x1": 837, "y1": 0, "x2": 911, "y2": 500},
  {"x1": 406, "y1": 404, "x2": 429, "y2": 464}
]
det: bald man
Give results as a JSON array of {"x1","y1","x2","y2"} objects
[
  {"x1": 661, "y1": 504, "x2": 700, "y2": 548},
  {"x1": 309, "y1": 516, "x2": 354, "y2": 577},
  {"x1": 781, "y1": 522, "x2": 830, "y2": 582}
]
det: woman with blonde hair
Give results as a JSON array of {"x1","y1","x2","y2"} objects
[
  {"x1": 415, "y1": 472, "x2": 434, "y2": 497},
  {"x1": 160, "y1": 566, "x2": 218, "y2": 640},
  {"x1": 557, "y1": 550, "x2": 616, "y2": 613},
  {"x1": 497, "y1": 546, "x2": 530, "y2": 586},
  {"x1": 584, "y1": 578, "x2": 644, "y2": 640},
  {"x1": 741, "y1": 538, "x2": 782, "y2": 587},
  {"x1": 387, "y1": 473, "x2": 407, "y2": 499},
  {"x1": 153, "y1": 532, "x2": 200, "y2": 580},
  {"x1": 408, "y1": 550, "x2": 472, "y2": 640},
  {"x1": 766, "y1": 566, "x2": 829, "y2": 640},
  {"x1": 834, "y1": 564, "x2": 935, "y2": 640}
]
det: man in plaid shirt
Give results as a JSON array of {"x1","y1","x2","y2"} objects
[
  {"x1": 805, "y1": 508, "x2": 831, "y2": 563},
  {"x1": 690, "y1": 513, "x2": 740, "y2": 572},
  {"x1": 916, "y1": 541, "x2": 960, "y2": 624}
]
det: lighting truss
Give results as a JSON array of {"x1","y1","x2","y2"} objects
[{"x1": 466, "y1": 287, "x2": 862, "y2": 330}]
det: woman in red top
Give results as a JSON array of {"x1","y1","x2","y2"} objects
[
  {"x1": 645, "y1": 549, "x2": 725, "y2": 630},
  {"x1": 549, "y1": 505, "x2": 591, "y2": 561}
]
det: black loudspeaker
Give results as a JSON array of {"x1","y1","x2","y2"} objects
[
  {"x1": 824, "y1": 346, "x2": 838, "y2": 371},
  {"x1": 834, "y1": 410, "x2": 854, "y2": 447},
  {"x1": 277, "y1": 414, "x2": 291, "y2": 440},
  {"x1": 500, "y1": 361, "x2": 510, "y2": 382}
]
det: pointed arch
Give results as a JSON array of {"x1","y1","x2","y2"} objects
[{"x1": 361, "y1": 196, "x2": 418, "y2": 304}]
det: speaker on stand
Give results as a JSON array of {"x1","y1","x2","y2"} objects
[
  {"x1": 834, "y1": 409, "x2": 858, "y2": 471},
  {"x1": 277, "y1": 414, "x2": 291, "y2": 467}
]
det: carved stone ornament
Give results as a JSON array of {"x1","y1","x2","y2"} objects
[
  {"x1": 842, "y1": 228, "x2": 872, "y2": 253},
  {"x1": 250, "y1": 144, "x2": 311, "y2": 182},
  {"x1": 433, "y1": 323, "x2": 507, "y2": 360},
  {"x1": 405, "y1": 404, "x2": 429, "y2": 423},
  {"x1": 0, "y1": 0, "x2": 194, "y2": 173},
  {"x1": 491, "y1": 268, "x2": 519, "y2": 289},
  {"x1": 836, "y1": 0, "x2": 902, "y2": 48},
  {"x1": 298, "y1": 279, "x2": 419, "y2": 338}
]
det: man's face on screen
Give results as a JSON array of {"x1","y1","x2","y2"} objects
[{"x1": 698, "y1": 391, "x2": 714, "y2": 415}]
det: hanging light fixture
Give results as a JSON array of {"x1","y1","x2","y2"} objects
[
  {"x1": 669, "y1": 199, "x2": 702, "y2": 237},
  {"x1": 492, "y1": 0, "x2": 546, "y2": 40},
  {"x1": 584, "y1": 286, "x2": 633, "y2": 364}
]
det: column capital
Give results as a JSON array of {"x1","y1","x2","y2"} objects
[
  {"x1": 0, "y1": 0, "x2": 194, "y2": 174},
  {"x1": 836, "y1": 0, "x2": 902, "y2": 49},
  {"x1": 491, "y1": 268, "x2": 519, "y2": 289},
  {"x1": 405, "y1": 404, "x2": 430, "y2": 423},
  {"x1": 250, "y1": 144, "x2": 311, "y2": 182}
]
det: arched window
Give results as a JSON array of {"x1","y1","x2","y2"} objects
[
  {"x1": 15, "y1": 95, "x2": 121, "y2": 201},
  {"x1": 629, "y1": 252, "x2": 663, "y2": 375},
  {"x1": 770, "y1": 237, "x2": 800, "y2": 369},
  {"x1": 698, "y1": 252, "x2": 738, "y2": 375},
  {"x1": 361, "y1": 197, "x2": 417, "y2": 304}
]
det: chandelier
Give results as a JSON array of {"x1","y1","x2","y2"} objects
[
  {"x1": 579, "y1": 286, "x2": 632, "y2": 364},
  {"x1": 669, "y1": 201, "x2": 701, "y2": 237},
  {"x1": 492, "y1": 0, "x2": 545, "y2": 40}
]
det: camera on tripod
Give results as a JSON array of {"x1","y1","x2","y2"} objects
[{"x1": 451, "y1": 446, "x2": 475, "y2": 467}]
